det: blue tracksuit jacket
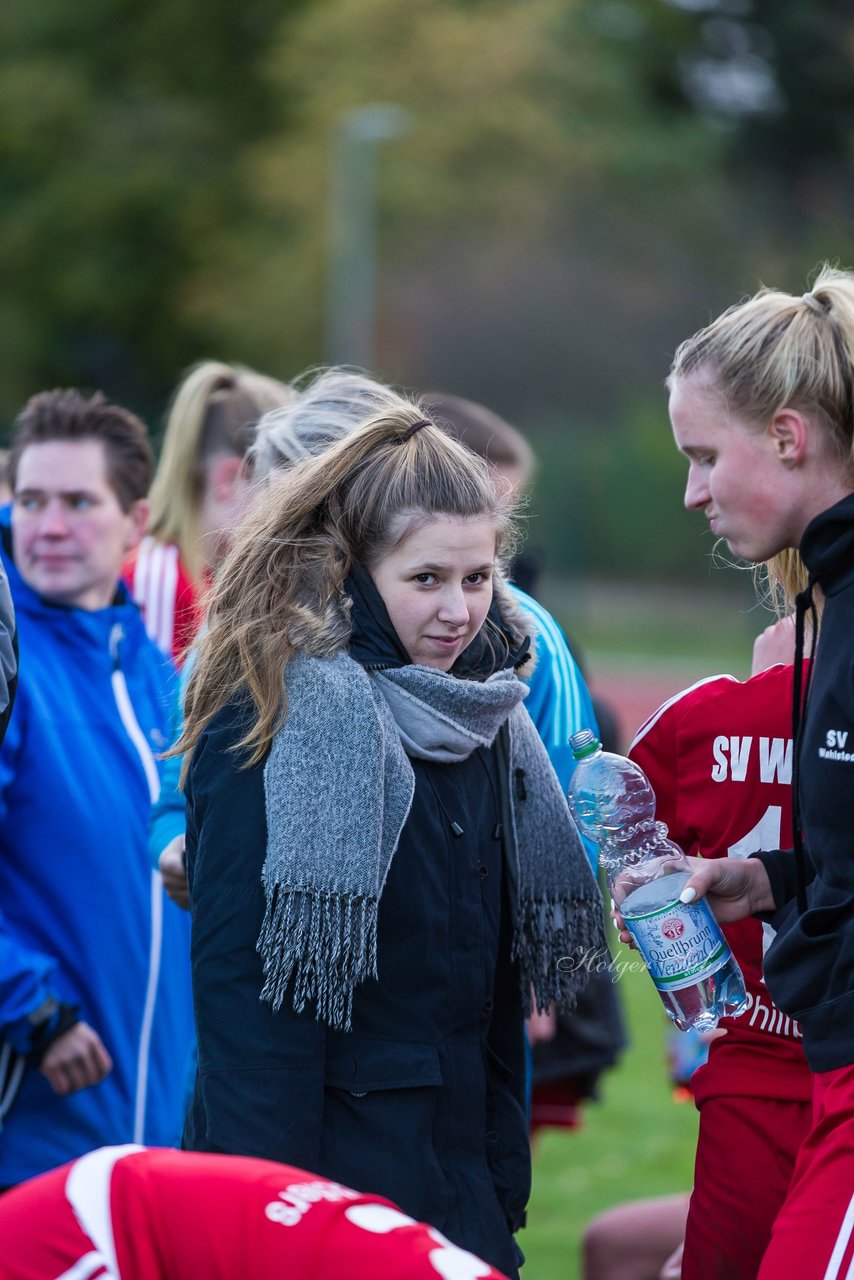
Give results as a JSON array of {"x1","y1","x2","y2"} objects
[{"x1": 0, "y1": 511, "x2": 193, "y2": 1184}]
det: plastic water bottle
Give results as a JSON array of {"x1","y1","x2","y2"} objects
[{"x1": 567, "y1": 729, "x2": 748, "y2": 1033}]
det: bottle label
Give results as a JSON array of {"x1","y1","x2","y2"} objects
[{"x1": 623, "y1": 894, "x2": 730, "y2": 993}]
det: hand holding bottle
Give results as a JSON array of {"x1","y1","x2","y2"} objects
[
  {"x1": 569, "y1": 730, "x2": 749, "y2": 1033},
  {"x1": 611, "y1": 854, "x2": 776, "y2": 945}
]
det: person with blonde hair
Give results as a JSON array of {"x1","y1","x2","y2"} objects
[
  {"x1": 655, "y1": 265, "x2": 854, "y2": 1279},
  {"x1": 151, "y1": 370, "x2": 382, "y2": 907},
  {"x1": 177, "y1": 373, "x2": 603, "y2": 1278},
  {"x1": 122, "y1": 361, "x2": 294, "y2": 665},
  {"x1": 584, "y1": 550, "x2": 815, "y2": 1280}
]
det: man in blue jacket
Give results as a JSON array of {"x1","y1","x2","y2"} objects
[{"x1": 0, "y1": 388, "x2": 193, "y2": 1186}]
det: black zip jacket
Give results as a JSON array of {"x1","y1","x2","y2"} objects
[
  {"x1": 184, "y1": 569, "x2": 532, "y2": 1278},
  {"x1": 755, "y1": 492, "x2": 854, "y2": 1073}
]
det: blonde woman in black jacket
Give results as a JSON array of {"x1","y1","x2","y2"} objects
[{"x1": 656, "y1": 265, "x2": 854, "y2": 1280}]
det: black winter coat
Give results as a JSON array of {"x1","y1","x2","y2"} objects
[
  {"x1": 184, "y1": 576, "x2": 531, "y2": 1279},
  {"x1": 756, "y1": 493, "x2": 854, "y2": 1073}
]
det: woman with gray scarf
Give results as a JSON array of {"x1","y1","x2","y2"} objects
[{"x1": 177, "y1": 388, "x2": 603, "y2": 1278}]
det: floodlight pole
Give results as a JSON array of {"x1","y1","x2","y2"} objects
[{"x1": 326, "y1": 103, "x2": 411, "y2": 370}]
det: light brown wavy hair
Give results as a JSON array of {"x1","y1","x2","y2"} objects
[{"x1": 177, "y1": 392, "x2": 520, "y2": 769}]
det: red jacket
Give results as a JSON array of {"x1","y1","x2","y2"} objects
[{"x1": 121, "y1": 539, "x2": 204, "y2": 667}]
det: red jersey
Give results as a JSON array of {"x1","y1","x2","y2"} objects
[
  {"x1": 629, "y1": 664, "x2": 810, "y2": 1104},
  {"x1": 121, "y1": 539, "x2": 204, "y2": 668},
  {"x1": 0, "y1": 1145, "x2": 508, "y2": 1280}
]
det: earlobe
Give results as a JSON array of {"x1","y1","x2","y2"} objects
[
  {"x1": 125, "y1": 499, "x2": 149, "y2": 551},
  {"x1": 768, "y1": 409, "x2": 808, "y2": 467},
  {"x1": 209, "y1": 455, "x2": 242, "y2": 501}
]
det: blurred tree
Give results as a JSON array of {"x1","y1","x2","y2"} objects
[
  {"x1": 529, "y1": 399, "x2": 713, "y2": 581},
  {"x1": 631, "y1": 0, "x2": 854, "y2": 228},
  {"x1": 1, "y1": 0, "x2": 850, "y2": 584},
  {"x1": 0, "y1": 0, "x2": 305, "y2": 427},
  {"x1": 725, "y1": 1, "x2": 853, "y2": 236},
  {"x1": 188, "y1": 0, "x2": 724, "y2": 385}
]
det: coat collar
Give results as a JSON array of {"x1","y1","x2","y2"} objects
[{"x1": 800, "y1": 492, "x2": 854, "y2": 596}]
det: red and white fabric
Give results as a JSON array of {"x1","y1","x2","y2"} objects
[
  {"x1": 121, "y1": 539, "x2": 203, "y2": 668},
  {"x1": 0, "y1": 1145, "x2": 509, "y2": 1280},
  {"x1": 758, "y1": 1064, "x2": 854, "y2": 1280},
  {"x1": 630, "y1": 664, "x2": 811, "y2": 1104},
  {"x1": 684, "y1": 1093, "x2": 812, "y2": 1279},
  {"x1": 629, "y1": 664, "x2": 813, "y2": 1280}
]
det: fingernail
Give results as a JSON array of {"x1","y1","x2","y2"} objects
[
  {"x1": 679, "y1": 887, "x2": 697, "y2": 904},
  {"x1": 611, "y1": 916, "x2": 619, "y2": 930}
]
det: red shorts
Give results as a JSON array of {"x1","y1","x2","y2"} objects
[
  {"x1": 758, "y1": 1063, "x2": 854, "y2": 1280},
  {"x1": 681, "y1": 1094, "x2": 811, "y2": 1280}
]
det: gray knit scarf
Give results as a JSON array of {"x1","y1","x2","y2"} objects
[{"x1": 259, "y1": 651, "x2": 604, "y2": 1031}]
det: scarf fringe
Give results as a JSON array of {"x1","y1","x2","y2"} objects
[
  {"x1": 257, "y1": 885, "x2": 379, "y2": 1032},
  {"x1": 258, "y1": 651, "x2": 601, "y2": 1031},
  {"x1": 514, "y1": 895, "x2": 607, "y2": 1015}
]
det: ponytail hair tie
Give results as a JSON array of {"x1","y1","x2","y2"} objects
[
  {"x1": 398, "y1": 419, "x2": 432, "y2": 442},
  {"x1": 802, "y1": 292, "x2": 828, "y2": 316}
]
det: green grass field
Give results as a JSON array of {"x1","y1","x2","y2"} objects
[
  {"x1": 538, "y1": 574, "x2": 768, "y2": 678},
  {"x1": 514, "y1": 575, "x2": 731, "y2": 1277},
  {"x1": 519, "y1": 962, "x2": 698, "y2": 1280}
]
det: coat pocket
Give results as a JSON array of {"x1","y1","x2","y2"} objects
[
  {"x1": 322, "y1": 1037, "x2": 448, "y2": 1225},
  {"x1": 325, "y1": 1037, "x2": 442, "y2": 1092}
]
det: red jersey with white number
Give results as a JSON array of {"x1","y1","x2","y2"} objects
[
  {"x1": 0, "y1": 1145, "x2": 507, "y2": 1280},
  {"x1": 121, "y1": 539, "x2": 204, "y2": 668},
  {"x1": 629, "y1": 664, "x2": 810, "y2": 1103}
]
